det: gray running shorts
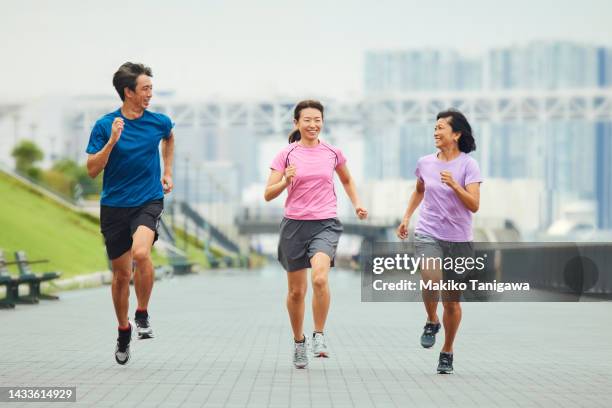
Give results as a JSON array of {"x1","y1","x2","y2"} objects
[
  {"x1": 277, "y1": 217, "x2": 343, "y2": 272},
  {"x1": 413, "y1": 232, "x2": 475, "y2": 282}
]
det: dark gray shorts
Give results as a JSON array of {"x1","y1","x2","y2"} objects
[
  {"x1": 277, "y1": 217, "x2": 343, "y2": 272},
  {"x1": 413, "y1": 232, "x2": 475, "y2": 282}
]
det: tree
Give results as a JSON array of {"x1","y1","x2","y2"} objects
[
  {"x1": 11, "y1": 140, "x2": 44, "y2": 178},
  {"x1": 51, "y1": 158, "x2": 80, "y2": 175},
  {"x1": 48, "y1": 158, "x2": 102, "y2": 198}
]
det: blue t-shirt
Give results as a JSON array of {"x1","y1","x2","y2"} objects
[{"x1": 86, "y1": 109, "x2": 174, "y2": 207}]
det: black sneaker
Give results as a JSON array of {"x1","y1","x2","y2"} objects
[
  {"x1": 437, "y1": 352, "x2": 454, "y2": 374},
  {"x1": 420, "y1": 322, "x2": 441, "y2": 348},
  {"x1": 115, "y1": 324, "x2": 132, "y2": 365},
  {"x1": 135, "y1": 311, "x2": 154, "y2": 339}
]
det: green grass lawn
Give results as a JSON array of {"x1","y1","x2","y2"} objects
[
  {"x1": 0, "y1": 170, "x2": 237, "y2": 280},
  {"x1": 0, "y1": 171, "x2": 109, "y2": 278}
]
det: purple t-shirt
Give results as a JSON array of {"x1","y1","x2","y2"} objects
[
  {"x1": 415, "y1": 152, "x2": 482, "y2": 242},
  {"x1": 270, "y1": 141, "x2": 346, "y2": 220}
]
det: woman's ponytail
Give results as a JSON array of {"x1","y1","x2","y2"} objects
[{"x1": 288, "y1": 129, "x2": 301, "y2": 143}]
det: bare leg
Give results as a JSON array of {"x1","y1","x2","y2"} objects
[
  {"x1": 441, "y1": 297, "x2": 462, "y2": 353},
  {"x1": 311, "y1": 252, "x2": 331, "y2": 333},
  {"x1": 421, "y1": 266, "x2": 442, "y2": 323},
  {"x1": 111, "y1": 250, "x2": 132, "y2": 327},
  {"x1": 132, "y1": 225, "x2": 155, "y2": 311},
  {"x1": 286, "y1": 269, "x2": 308, "y2": 341}
]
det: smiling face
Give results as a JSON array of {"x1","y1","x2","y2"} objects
[
  {"x1": 125, "y1": 74, "x2": 153, "y2": 110},
  {"x1": 434, "y1": 117, "x2": 460, "y2": 149},
  {"x1": 294, "y1": 107, "x2": 323, "y2": 142}
]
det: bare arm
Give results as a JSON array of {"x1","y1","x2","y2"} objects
[
  {"x1": 87, "y1": 143, "x2": 115, "y2": 178},
  {"x1": 450, "y1": 182, "x2": 480, "y2": 213},
  {"x1": 86, "y1": 118, "x2": 123, "y2": 178},
  {"x1": 440, "y1": 171, "x2": 480, "y2": 212},
  {"x1": 397, "y1": 179, "x2": 425, "y2": 239},
  {"x1": 161, "y1": 131, "x2": 175, "y2": 193},
  {"x1": 335, "y1": 164, "x2": 368, "y2": 219},
  {"x1": 264, "y1": 169, "x2": 291, "y2": 202}
]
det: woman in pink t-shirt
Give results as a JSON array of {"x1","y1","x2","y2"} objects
[
  {"x1": 396, "y1": 109, "x2": 482, "y2": 374},
  {"x1": 265, "y1": 100, "x2": 368, "y2": 368}
]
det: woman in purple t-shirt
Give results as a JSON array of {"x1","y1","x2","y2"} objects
[
  {"x1": 396, "y1": 109, "x2": 482, "y2": 374},
  {"x1": 265, "y1": 100, "x2": 368, "y2": 369}
]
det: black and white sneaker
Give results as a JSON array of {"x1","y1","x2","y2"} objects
[
  {"x1": 115, "y1": 324, "x2": 132, "y2": 365},
  {"x1": 135, "y1": 311, "x2": 153, "y2": 339},
  {"x1": 437, "y1": 352, "x2": 454, "y2": 374}
]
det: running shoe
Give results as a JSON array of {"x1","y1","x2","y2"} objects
[
  {"x1": 293, "y1": 337, "x2": 309, "y2": 369},
  {"x1": 437, "y1": 352, "x2": 454, "y2": 374},
  {"x1": 420, "y1": 321, "x2": 441, "y2": 348},
  {"x1": 312, "y1": 332, "x2": 329, "y2": 358},
  {"x1": 135, "y1": 311, "x2": 154, "y2": 339},
  {"x1": 115, "y1": 323, "x2": 132, "y2": 365}
]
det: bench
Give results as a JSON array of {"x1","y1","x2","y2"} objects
[
  {"x1": 13, "y1": 251, "x2": 61, "y2": 300},
  {"x1": 0, "y1": 250, "x2": 18, "y2": 308},
  {"x1": 168, "y1": 253, "x2": 195, "y2": 275},
  {"x1": 0, "y1": 249, "x2": 38, "y2": 306}
]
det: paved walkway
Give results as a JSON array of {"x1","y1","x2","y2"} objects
[{"x1": 1, "y1": 267, "x2": 611, "y2": 407}]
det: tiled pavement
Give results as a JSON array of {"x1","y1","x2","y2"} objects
[{"x1": 1, "y1": 266, "x2": 611, "y2": 407}]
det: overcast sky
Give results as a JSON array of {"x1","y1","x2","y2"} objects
[{"x1": 1, "y1": 0, "x2": 611, "y2": 102}]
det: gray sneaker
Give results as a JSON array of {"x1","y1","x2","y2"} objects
[
  {"x1": 293, "y1": 337, "x2": 309, "y2": 369},
  {"x1": 420, "y1": 322, "x2": 441, "y2": 348},
  {"x1": 437, "y1": 352, "x2": 454, "y2": 374},
  {"x1": 312, "y1": 332, "x2": 329, "y2": 358}
]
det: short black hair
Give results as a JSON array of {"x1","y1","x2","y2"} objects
[
  {"x1": 436, "y1": 109, "x2": 476, "y2": 153},
  {"x1": 112, "y1": 62, "x2": 152, "y2": 101}
]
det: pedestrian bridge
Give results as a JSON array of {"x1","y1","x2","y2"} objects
[{"x1": 235, "y1": 207, "x2": 393, "y2": 241}]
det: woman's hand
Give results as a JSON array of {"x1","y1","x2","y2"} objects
[
  {"x1": 355, "y1": 206, "x2": 368, "y2": 220},
  {"x1": 285, "y1": 165, "x2": 297, "y2": 184},
  {"x1": 440, "y1": 171, "x2": 459, "y2": 189},
  {"x1": 396, "y1": 219, "x2": 409, "y2": 240}
]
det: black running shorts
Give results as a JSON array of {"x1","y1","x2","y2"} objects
[{"x1": 100, "y1": 199, "x2": 164, "y2": 260}]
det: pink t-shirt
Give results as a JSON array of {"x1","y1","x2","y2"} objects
[{"x1": 270, "y1": 141, "x2": 347, "y2": 220}]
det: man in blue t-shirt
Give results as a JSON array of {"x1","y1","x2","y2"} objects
[{"x1": 86, "y1": 62, "x2": 175, "y2": 365}]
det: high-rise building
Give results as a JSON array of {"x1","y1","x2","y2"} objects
[
  {"x1": 487, "y1": 42, "x2": 600, "y2": 89},
  {"x1": 596, "y1": 122, "x2": 612, "y2": 229},
  {"x1": 365, "y1": 50, "x2": 482, "y2": 93},
  {"x1": 596, "y1": 47, "x2": 612, "y2": 229},
  {"x1": 363, "y1": 42, "x2": 612, "y2": 230},
  {"x1": 364, "y1": 50, "x2": 481, "y2": 180}
]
